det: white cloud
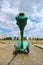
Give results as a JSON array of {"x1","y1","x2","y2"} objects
[
  {"x1": 1, "y1": 0, "x2": 19, "y2": 15},
  {"x1": 25, "y1": 19, "x2": 34, "y2": 30},
  {"x1": 0, "y1": 0, "x2": 43, "y2": 38},
  {"x1": 32, "y1": 8, "x2": 43, "y2": 18},
  {"x1": 27, "y1": 20, "x2": 43, "y2": 38}
]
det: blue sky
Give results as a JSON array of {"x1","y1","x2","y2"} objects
[{"x1": 0, "y1": 0, "x2": 43, "y2": 38}]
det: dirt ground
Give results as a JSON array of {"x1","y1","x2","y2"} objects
[
  {"x1": 0, "y1": 40, "x2": 43, "y2": 44},
  {"x1": 0, "y1": 40, "x2": 43, "y2": 65}
]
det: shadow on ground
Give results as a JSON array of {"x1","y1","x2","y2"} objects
[{"x1": 7, "y1": 50, "x2": 28, "y2": 65}]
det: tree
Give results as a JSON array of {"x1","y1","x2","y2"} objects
[
  {"x1": 14, "y1": 37, "x2": 16, "y2": 40},
  {"x1": 2, "y1": 37, "x2": 12, "y2": 40}
]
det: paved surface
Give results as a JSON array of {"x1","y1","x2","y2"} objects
[
  {"x1": 0, "y1": 45, "x2": 43, "y2": 65},
  {"x1": 34, "y1": 44, "x2": 43, "y2": 49}
]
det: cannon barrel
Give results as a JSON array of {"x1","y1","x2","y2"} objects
[{"x1": 15, "y1": 13, "x2": 28, "y2": 48}]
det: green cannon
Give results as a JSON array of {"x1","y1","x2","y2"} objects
[{"x1": 14, "y1": 13, "x2": 30, "y2": 54}]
